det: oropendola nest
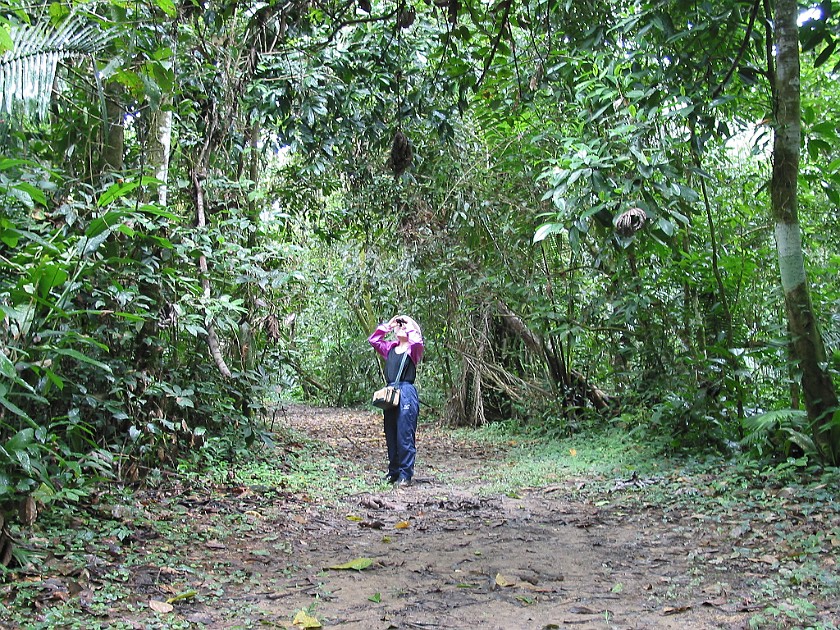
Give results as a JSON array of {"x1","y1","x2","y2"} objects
[
  {"x1": 615, "y1": 207, "x2": 648, "y2": 236},
  {"x1": 388, "y1": 130, "x2": 413, "y2": 176}
]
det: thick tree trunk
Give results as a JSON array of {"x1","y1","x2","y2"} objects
[{"x1": 771, "y1": 0, "x2": 839, "y2": 464}]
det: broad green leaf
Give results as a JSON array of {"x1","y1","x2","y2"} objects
[
  {"x1": 36, "y1": 264, "x2": 68, "y2": 297},
  {"x1": 0, "y1": 26, "x2": 12, "y2": 53},
  {"x1": 49, "y1": 348, "x2": 113, "y2": 373},
  {"x1": 0, "y1": 158, "x2": 42, "y2": 171},
  {"x1": 0, "y1": 228, "x2": 19, "y2": 247},
  {"x1": 533, "y1": 222, "x2": 564, "y2": 244},
  {"x1": 154, "y1": 0, "x2": 177, "y2": 17},
  {"x1": 328, "y1": 557, "x2": 373, "y2": 571},
  {"x1": 0, "y1": 353, "x2": 16, "y2": 378},
  {"x1": 98, "y1": 181, "x2": 141, "y2": 207},
  {"x1": 45, "y1": 368, "x2": 64, "y2": 391},
  {"x1": 0, "y1": 395, "x2": 35, "y2": 425},
  {"x1": 86, "y1": 211, "x2": 128, "y2": 238},
  {"x1": 5, "y1": 428, "x2": 34, "y2": 452},
  {"x1": 14, "y1": 182, "x2": 48, "y2": 206},
  {"x1": 657, "y1": 216, "x2": 675, "y2": 237},
  {"x1": 138, "y1": 204, "x2": 178, "y2": 221}
]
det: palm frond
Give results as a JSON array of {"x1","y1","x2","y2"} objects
[
  {"x1": 740, "y1": 408, "x2": 807, "y2": 446},
  {"x1": 0, "y1": 13, "x2": 111, "y2": 119}
]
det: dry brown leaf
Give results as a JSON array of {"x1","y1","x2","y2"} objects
[
  {"x1": 19, "y1": 496, "x2": 38, "y2": 526},
  {"x1": 149, "y1": 600, "x2": 174, "y2": 613}
]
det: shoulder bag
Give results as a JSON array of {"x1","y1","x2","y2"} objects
[{"x1": 372, "y1": 351, "x2": 408, "y2": 410}]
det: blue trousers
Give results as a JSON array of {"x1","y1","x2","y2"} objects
[{"x1": 383, "y1": 382, "x2": 419, "y2": 481}]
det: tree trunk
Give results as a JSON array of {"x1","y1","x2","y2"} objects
[
  {"x1": 102, "y1": 81, "x2": 124, "y2": 173},
  {"x1": 193, "y1": 170, "x2": 233, "y2": 379},
  {"x1": 771, "y1": 0, "x2": 839, "y2": 464},
  {"x1": 148, "y1": 106, "x2": 173, "y2": 206}
]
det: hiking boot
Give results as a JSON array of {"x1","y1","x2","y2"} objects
[{"x1": 393, "y1": 477, "x2": 411, "y2": 489}]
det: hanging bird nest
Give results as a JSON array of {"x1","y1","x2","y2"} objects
[
  {"x1": 615, "y1": 207, "x2": 648, "y2": 236},
  {"x1": 387, "y1": 130, "x2": 413, "y2": 176}
]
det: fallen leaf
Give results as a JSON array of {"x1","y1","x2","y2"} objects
[
  {"x1": 749, "y1": 555, "x2": 778, "y2": 565},
  {"x1": 663, "y1": 605, "x2": 692, "y2": 615},
  {"x1": 368, "y1": 592, "x2": 381, "y2": 603},
  {"x1": 395, "y1": 520, "x2": 410, "y2": 529},
  {"x1": 205, "y1": 540, "x2": 226, "y2": 550},
  {"x1": 568, "y1": 606, "x2": 597, "y2": 615},
  {"x1": 149, "y1": 600, "x2": 174, "y2": 613},
  {"x1": 569, "y1": 448, "x2": 577, "y2": 457},
  {"x1": 346, "y1": 514, "x2": 363, "y2": 521},
  {"x1": 328, "y1": 557, "x2": 374, "y2": 571},
  {"x1": 495, "y1": 573, "x2": 516, "y2": 588},
  {"x1": 166, "y1": 590, "x2": 197, "y2": 604},
  {"x1": 292, "y1": 610, "x2": 322, "y2": 628}
]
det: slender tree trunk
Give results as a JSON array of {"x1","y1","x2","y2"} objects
[
  {"x1": 148, "y1": 107, "x2": 173, "y2": 206},
  {"x1": 771, "y1": 0, "x2": 839, "y2": 464},
  {"x1": 102, "y1": 81, "x2": 124, "y2": 173},
  {"x1": 193, "y1": 170, "x2": 233, "y2": 379}
]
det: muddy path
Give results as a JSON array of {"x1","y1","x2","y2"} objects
[{"x1": 169, "y1": 406, "x2": 762, "y2": 629}]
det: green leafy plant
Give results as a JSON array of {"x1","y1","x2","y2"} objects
[{"x1": 741, "y1": 409, "x2": 816, "y2": 459}]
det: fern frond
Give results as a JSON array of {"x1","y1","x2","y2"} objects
[
  {"x1": 780, "y1": 428, "x2": 817, "y2": 456},
  {"x1": 0, "y1": 13, "x2": 111, "y2": 119},
  {"x1": 740, "y1": 408, "x2": 807, "y2": 446}
]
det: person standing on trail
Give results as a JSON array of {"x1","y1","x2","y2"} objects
[{"x1": 368, "y1": 315, "x2": 424, "y2": 488}]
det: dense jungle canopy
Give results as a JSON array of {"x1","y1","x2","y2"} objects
[{"x1": 1, "y1": 0, "x2": 839, "y2": 565}]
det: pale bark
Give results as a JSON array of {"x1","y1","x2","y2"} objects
[
  {"x1": 771, "y1": 0, "x2": 839, "y2": 464},
  {"x1": 148, "y1": 107, "x2": 173, "y2": 206}
]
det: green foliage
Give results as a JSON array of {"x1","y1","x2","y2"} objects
[
  {"x1": 0, "y1": 0, "x2": 838, "y2": 548},
  {"x1": 741, "y1": 409, "x2": 817, "y2": 460}
]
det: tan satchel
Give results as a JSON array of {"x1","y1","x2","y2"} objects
[
  {"x1": 372, "y1": 385, "x2": 400, "y2": 409},
  {"x1": 372, "y1": 351, "x2": 408, "y2": 410}
]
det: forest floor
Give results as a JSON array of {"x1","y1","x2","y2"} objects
[{"x1": 4, "y1": 404, "x2": 840, "y2": 629}]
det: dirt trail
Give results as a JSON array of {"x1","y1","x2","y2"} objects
[{"x1": 177, "y1": 406, "x2": 754, "y2": 629}]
